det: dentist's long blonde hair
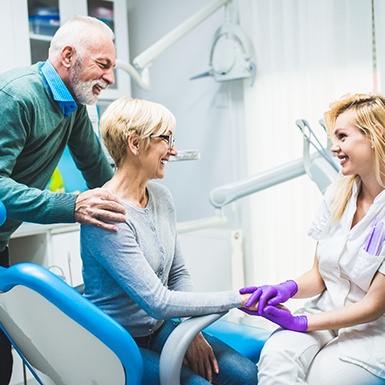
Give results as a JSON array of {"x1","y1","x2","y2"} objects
[{"x1": 324, "y1": 93, "x2": 385, "y2": 222}]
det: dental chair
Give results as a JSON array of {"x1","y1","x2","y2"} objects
[
  {"x1": 0, "y1": 262, "x2": 253, "y2": 385},
  {"x1": 0, "y1": 200, "x2": 270, "y2": 384},
  {"x1": 0, "y1": 262, "x2": 143, "y2": 385},
  {"x1": 0, "y1": 205, "x2": 270, "y2": 385}
]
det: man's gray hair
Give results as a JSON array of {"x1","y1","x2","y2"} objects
[{"x1": 48, "y1": 15, "x2": 115, "y2": 60}]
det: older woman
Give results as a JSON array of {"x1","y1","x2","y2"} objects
[{"x1": 80, "y1": 97, "x2": 257, "y2": 385}]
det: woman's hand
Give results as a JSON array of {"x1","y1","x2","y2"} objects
[
  {"x1": 184, "y1": 332, "x2": 219, "y2": 383},
  {"x1": 262, "y1": 305, "x2": 308, "y2": 332},
  {"x1": 239, "y1": 302, "x2": 290, "y2": 316},
  {"x1": 240, "y1": 280, "x2": 298, "y2": 315}
]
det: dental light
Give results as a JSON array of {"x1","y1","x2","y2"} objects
[
  {"x1": 116, "y1": 0, "x2": 236, "y2": 90},
  {"x1": 190, "y1": 22, "x2": 256, "y2": 85}
]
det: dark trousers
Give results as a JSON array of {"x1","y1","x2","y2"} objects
[{"x1": 0, "y1": 247, "x2": 12, "y2": 385}]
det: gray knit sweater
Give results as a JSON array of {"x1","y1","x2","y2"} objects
[{"x1": 81, "y1": 182, "x2": 240, "y2": 337}]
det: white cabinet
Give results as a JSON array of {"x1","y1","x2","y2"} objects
[
  {"x1": 0, "y1": 1, "x2": 31, "y2": 74},
  {"x1": 9, "y1": 350, "x2": 39, "y2": 385},
  {"x1": 9, "y1": 224, "x2": 82, "y2": 287},
  {"x1": 48, "y1": 229, "x2": 83, "y2": 287},
  {"x1": 1, "y1": 0, "x2": 131, "y2": 100}
]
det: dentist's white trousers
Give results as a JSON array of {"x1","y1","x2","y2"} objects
[{"x1": 257, "y1": 328, "x2": 385, "y2": 385}]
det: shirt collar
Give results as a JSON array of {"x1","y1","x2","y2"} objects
[{"x1": 40, "y1": 61, "x2": 78, "y2": 118}]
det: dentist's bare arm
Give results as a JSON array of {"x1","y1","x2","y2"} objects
[{"x1": 307, "y1": 270, "x2": 385, "y2": 331}]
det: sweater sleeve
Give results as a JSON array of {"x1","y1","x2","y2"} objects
[
  {"x1": 167, "y1": 236, "x2": 194, "y2": 292},
  {"x1": 0, "y1": 86, "x2": 77, "y2": 224},
  {"x1": 81, "y1": 220, "x2": 241, "y2": 321}
]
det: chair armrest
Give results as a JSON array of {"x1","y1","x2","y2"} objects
[{"x1": 159, "y1": 311, "x2": 227, "y2": 385}]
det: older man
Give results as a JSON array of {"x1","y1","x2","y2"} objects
[{"x1": 0, "y1": 15, "x2": 125, "y2": 384}]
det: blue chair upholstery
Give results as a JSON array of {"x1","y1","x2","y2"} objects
[
  {"x1": 0, "y1": 199, "x2": 6, "y2": 226},
  {"x1": 0, "y1": 201, "x2": 272, "y2": 383},
  {"x1": 204, "y1": 318, "x2": 271, "y2": 363},
  {"x1": 0, "y1": 262, "x2": 258, "y2": 385},
  {"x1": 0, "y1": 262, "x2": 143, "y2": 385}
]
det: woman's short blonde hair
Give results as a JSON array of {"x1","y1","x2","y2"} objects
[{"x1": 100, "y1": 97, "x2": 176, "y2": 167}]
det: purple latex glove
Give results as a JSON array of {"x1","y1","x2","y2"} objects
[
  {"x1": 240, "y1": 280, "x2": 298, "y2": 315},
  {"x1": 262, "y1": 306, "x2": 308, "y2": 332}
]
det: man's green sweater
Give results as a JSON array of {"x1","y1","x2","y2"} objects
[{"x1": 0, "y1": 63, "x2": 113, "y2": 250}]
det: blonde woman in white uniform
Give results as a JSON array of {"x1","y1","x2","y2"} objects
[{"x1": 241, "y1": 93, "x2": 385, "y2": 384}]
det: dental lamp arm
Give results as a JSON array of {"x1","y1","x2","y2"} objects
[
  {"x1": 176, "y1": 210, "x2": 227, "y2": 234},
  {"x1": 133, "y1": 0, "x2": 231, "y2": 73},
  {"x1": 209, "y1": 157, "x2": 307, "y2": 208},
  {"x1": 209, "y1": 150, "x2": 340, "y2": 209},
  {"x1": 116, "y1": 60, "x2": 151, "y2": 91},
  {"x1": 116, "y1": 0, "x2": 231, "y2": 90}
]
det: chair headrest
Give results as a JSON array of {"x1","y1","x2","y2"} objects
[{"x1": 0, "y1": 200, "x2": 6, "y2": 226}]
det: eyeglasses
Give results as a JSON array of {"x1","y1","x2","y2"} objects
[{"x1": 150, "y1": 134, "x2": 176, "y2": 150}]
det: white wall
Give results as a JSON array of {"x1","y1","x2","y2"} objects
[
  {"x1": 126, "y1": 0, "x2": 248, "y2": 224},
  {"x1": 125, "y1": 0, "x2": 250, "y2": 292},
  {"x1": 239, "y1": 0, "x2": 374, "y2": 289},
  {"x1": 125, "y1": 0, "x2": 380, "y2": 295}
]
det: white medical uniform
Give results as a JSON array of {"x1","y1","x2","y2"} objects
[{"x1": 258, "y1": 179, "x2": 385, "y2": 385}]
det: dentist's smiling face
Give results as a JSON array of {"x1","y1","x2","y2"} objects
[{"x1": 331, "y1": 109, "x2": 373, "y2": 178}]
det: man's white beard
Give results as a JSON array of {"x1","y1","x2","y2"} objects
[
  {"x1": 72, "y1": 79, "x2": 99, "y2": 105},
  {"x1": 70, "y1": 60, "x2": 108, "y2": 105}
]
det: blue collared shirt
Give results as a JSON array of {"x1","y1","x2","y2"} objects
[{"x1": 40, "y1": 61, "x2": 78, "y2": 118}]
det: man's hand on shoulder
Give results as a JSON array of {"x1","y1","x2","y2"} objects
[{"x1": 74, "y1": 188, "x2": 126, "y2": 231}]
